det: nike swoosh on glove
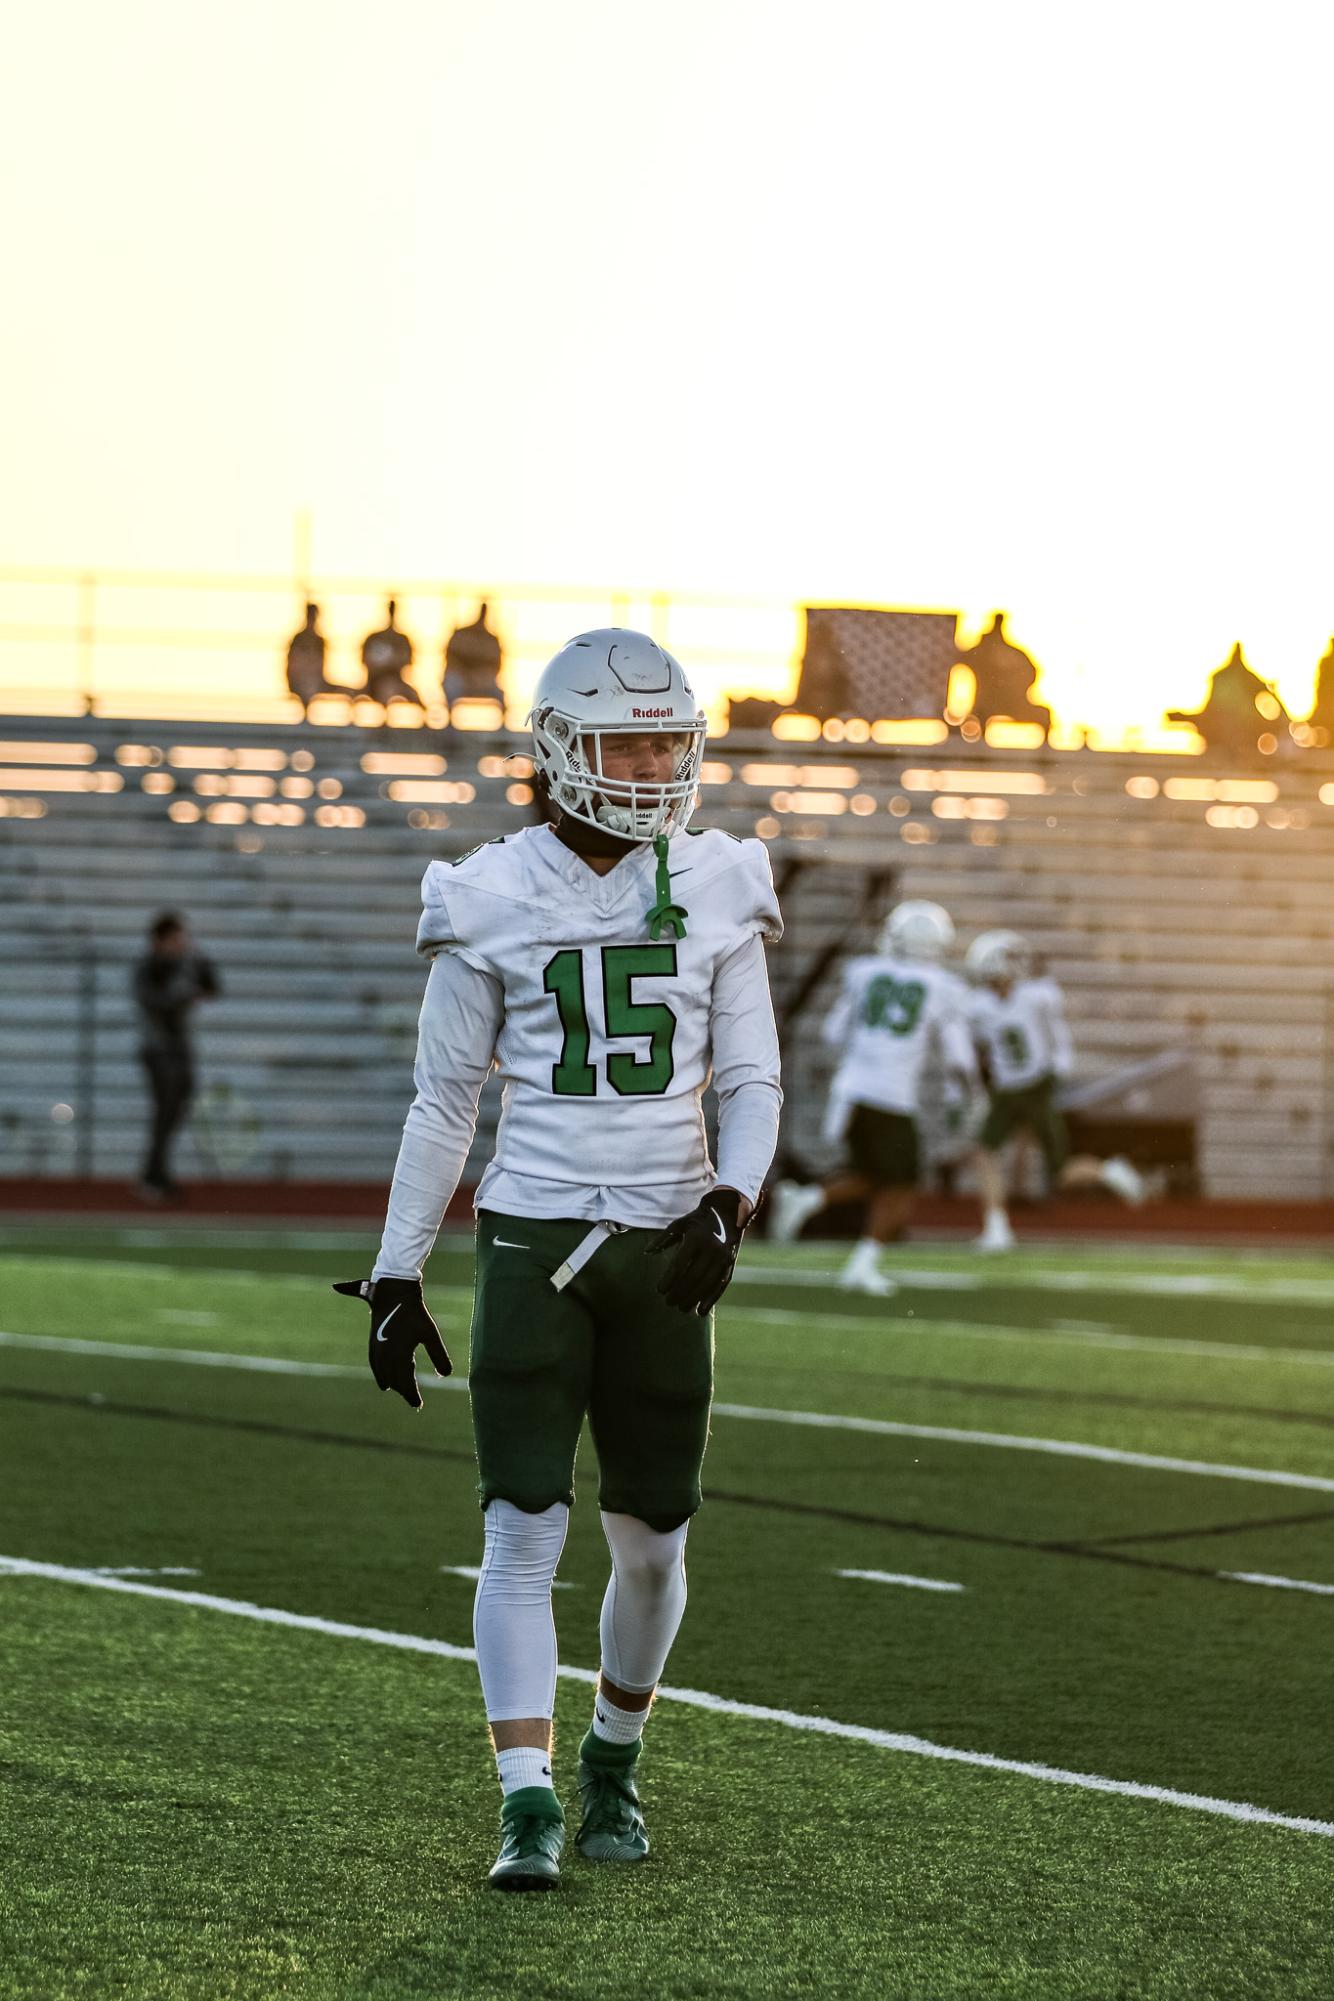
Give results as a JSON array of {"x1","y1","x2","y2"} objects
[
  {"x1": 644, "y1": 1188, "x2": 746, "y2": 1316},
  {"x1": 332, "y1": 1276, "x2": 452, "y2": 1409}
]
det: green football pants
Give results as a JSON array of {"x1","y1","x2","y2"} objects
[{"x1": 467, "y1": 1210, "x2": 715, "y2": 1533}]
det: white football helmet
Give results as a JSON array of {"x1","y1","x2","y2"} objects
[
  {"x1": 879, "y1": 900, "x2": 955, "y2": 962},
  {"x1": 965, "y1": 929, "x2": 1031, "y2": 984},
  {"x1": 528, "y1": 629, "x2": 707, "y2": 843}
]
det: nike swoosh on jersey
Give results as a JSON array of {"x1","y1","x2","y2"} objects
[
  {"x1": 374, "y1": 1302, "x2": 403, "y2": 1343},
  {"x1": 492, "y1": 1239, "x2": 530, "y2": 1250}
]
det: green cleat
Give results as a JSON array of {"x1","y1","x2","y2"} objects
[
  {"x1": 488, "y1": 1786, "x2": 565, "y2": 1892},
  {"x1": 575, "y1": 1731, "x2": 649, "y2": 1863}
]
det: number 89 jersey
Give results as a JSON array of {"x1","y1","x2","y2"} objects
[
  {"x1": 416, "y1": 823, "x2": 782, "y2": 1201},
  {"x1": 822, "y1": 952, "x2": 973, "y2": 1126}
]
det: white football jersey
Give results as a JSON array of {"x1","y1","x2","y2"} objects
[
  {"x1": 416, "y1": 824, "x2": 783, "y2": 1210},
  {"x1": 969, "y1": 975, "x2": 1073, "y2": 1091},
  {"x1": 821, "y1": 954, "x2": 974, "y2": 1131}
]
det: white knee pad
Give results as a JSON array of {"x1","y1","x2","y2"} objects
[
  {"x1": 598, "y1": 1510, "x2": 689, "y2": 1695},
  {"x1": 472, "y1": 1499, "x2": 569, "y2": 1723}
]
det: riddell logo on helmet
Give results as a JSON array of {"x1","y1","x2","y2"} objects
[{"x1": 631, "y1": 706, "x2": 673, "y2": 718}]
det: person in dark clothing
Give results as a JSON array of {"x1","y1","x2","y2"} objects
[
  {"x1": 132, "y1": 913, "x2": 221, "y2": 1199},
  {"x1": 960, "y1": 613, "x2": 1052, "y2": 734},
  {"x1": 1305, "y1": 636, "x2": 1334, "y2": 741},
  {"x1": 1168, "y1": 643, "x2": 1288, "y2": 754},
  {"x1": 361, "y1": 599, "x2": 425, "y2": 707},
  {"x1": 443, "y1": 601, "x2": 504, "y2": 708},
  {"x1": 286, "y1": 602, "x2": 341, "y2": 713}
]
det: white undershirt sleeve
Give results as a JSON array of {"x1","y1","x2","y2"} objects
[
  {"x1": 1045, "y1": 986, "x2": 1076, "y2": 1081},
  {"x1": 709, "y1": 931, "x2": 783, "y2": 1205},
  {"x1": 372, "y1": 949, "x2": 504, "y2": 1280},
  {"x1": 938, "y1": 1002, "x2": 979, "y2": 1084},
  {"x1": 819, "y1": 969, "x2": 854, "y2": 1049}
]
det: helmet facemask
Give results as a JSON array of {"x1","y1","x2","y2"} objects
[{"x1": 533, "y1": 708, "x2": 706, "y2": 842}]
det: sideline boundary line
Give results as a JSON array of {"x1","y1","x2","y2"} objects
[
  {"x1": 743, "y1": 1306, "x2": 1334, "y2": 1372},
  {"x1": 0, "y1": 1328, "x2": 467, "y2": 1386},
  {"x1": 709, "y1": 1400, "x2": 1334, "y2": 1496},
  {"x1": 7, "y1": 1382, "x2": 1331, "y2": 1597},
  {"x1": 1222, "y1": 1571, "x2": 1334, "y2": 1597},
  {"x1": 11, "y1": 1249, "x2": 1334, "y2": 1370},
  {"x1": 736, "y1": 1262, "x2": 1334, "y2": 1306},
  {"x1": 3, "y1": 1553, "x2": 1330, "y2": 1842},
  {"x1": 6, "y1": 1328, "x2": 1334, "y2": 1494}
]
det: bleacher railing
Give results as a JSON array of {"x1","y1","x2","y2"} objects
[{"x1": 0, "y1": 565, "x2": 804, "y2": 728}]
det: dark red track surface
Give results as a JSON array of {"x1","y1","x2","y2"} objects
[{"x1": 3, "y1": 1178, "x2": 1332, "y2": 1246}]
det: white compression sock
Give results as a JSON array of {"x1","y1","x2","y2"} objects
[
  {"x1": 596, "y1": 1511, "x2": 689, "y2": 1705},
  {"x1": 473, "y1": 1499, "x2": 569, "y2": 1730},
  {"x1": 846, "y1": 1236, "x2": 881, "y2": 1274},
  {"x1": 495, "y1": 1745, "x2": 554, "y2": 1797},
  {"x1": 592, "y1": 1693, "x2": 648, "y2": 1747}
]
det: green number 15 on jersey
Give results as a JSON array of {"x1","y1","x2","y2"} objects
[{"x1": 543, "y1": 946, "x2": 678, "y2": 1097}]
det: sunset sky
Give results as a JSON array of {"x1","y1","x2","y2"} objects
[{"x1": 2, "y1": 1, "x2": 1330, "y2": 733}]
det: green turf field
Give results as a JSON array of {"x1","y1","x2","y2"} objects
[{"x1": 3, "y1": 1222, "x2": 1334, "y2": 1999}]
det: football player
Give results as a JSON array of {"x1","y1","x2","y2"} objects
[
  {"x1": 966, "y1": 929, "x2": 1143, "y2": 1249},
  {"x1": 769, "y1": 901, "x2": 975, "y2": 1294},
  {"x1": 336, "y1": 630, "x2": 782, "y2": 1891}
]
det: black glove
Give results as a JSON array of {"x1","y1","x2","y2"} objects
[
  {"x1": 332, "y1": 1276, "x2": 452, "y2": 1409},
  {"x1": 645, "y1": 1188, "x2": 747, "y2": 1316}
]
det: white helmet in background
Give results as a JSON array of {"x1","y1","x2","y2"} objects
[
  {"x1": 965, "y1": 929, "x2": 1031, "y2": 984},
  {"x1": 880, "y1": 900, "x2": 955, "y2": 962},
  {"x1": 528, "y1": 629, "x2": 707, "y2": 843}
]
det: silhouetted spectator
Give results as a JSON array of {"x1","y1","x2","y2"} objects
[
  {"x1": 1168, "y1": 644, "x2": 1287, "y2": 755},
  {"x1": 132, "y1": 913, "x2": 221, "y2": 1200},
  {"x1": 1306, "y1": 637, "x2": 1334, "y2": 738},
  {"x1": 286, "y1": 603, "x2": 340, "y2": 713},
  {"x1": 961, "y1": 613, "x2": 1051, "y2": 734},
  {"x1": 443, "y1": 601, "x2": 504, "y2": 707},
  {"x1": 361, "y1": 599, "x2": 424, "y2": 707}
]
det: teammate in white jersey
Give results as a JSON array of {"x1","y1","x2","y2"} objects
[
  {"x1": 770, "y1": 901, "x2": 974, "y2": 1294},
  {"x1": 335, "y1": 630, "x2": 782, "y2": 1891},
  {"x1": 967, "y1": 929, "x2": 1143, "y2": 1249}
]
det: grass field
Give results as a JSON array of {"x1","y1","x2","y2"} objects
[{"x1": 4, "y1": 1221, "x2": 1334, "y2": 1999}]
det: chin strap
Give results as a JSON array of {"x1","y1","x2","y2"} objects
[{"x1": 645, "y1": 833, "x2": 688, "y2": 941}]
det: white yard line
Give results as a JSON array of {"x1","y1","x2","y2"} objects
[
  {"x1": 738, "y1": 1266, "x2": 982, "y2": 1293},
  {"x1": 16, "y1": 1298, "x2": 1334, "y2": 1391},
  {"x1": 0, "y1": 1328, "x2": 468, "y2": 1387},
  {"x1": 88, "y1": 1566, "x2": 201, "y2": 1577},
  {"x1": 440, "y1": 1564, "x2": 574, "y2": 1589},
  {"x1": 1221, "y1": 1571, "x2": 1334, "y2": 1597},
  {"x1": 5, "y1": 1328, "x2": 1333, "y2": 1495},
  {"x1": 736, "y1": 1263, "x2": 1334, "y2": 1306},
  {"x1": 0, "y1": 1255, "x2": 478, "y2": 1301},
  {"x1": 14, "y1": 1240, "x2": 1334, "y2": 1306},
  {"x1": 836, "y1": 1568, "x2": 965, "y2": 1594},
  {"x1": 0, "y1": 1229, "x2": 383, "y2": 1253},
  {"x1": 711, "y1": 1400, "x2": 1334, "y2": 1495},
  {"x1": 2, "y1": 1552, "x2": 1329, "y2": 1841},
  {"x1": 738, "y1": 1304, "x2": 1334, "y2": 1370}
]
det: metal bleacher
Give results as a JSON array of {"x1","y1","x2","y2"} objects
[{"x1": 3, "y1": 711, "x2": 1334, "y2": 1198}]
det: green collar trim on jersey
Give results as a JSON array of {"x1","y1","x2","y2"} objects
[{"x1": 646, "y1": 835, "x2": 688, "y2": 940}]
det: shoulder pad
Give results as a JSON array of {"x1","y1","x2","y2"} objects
[
  {"x1": 672, "y1": 829, "x2": 782, "y2": 944},
  {"x1": 417, "y1": 829, "x2": 545, "y2": 962}
]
